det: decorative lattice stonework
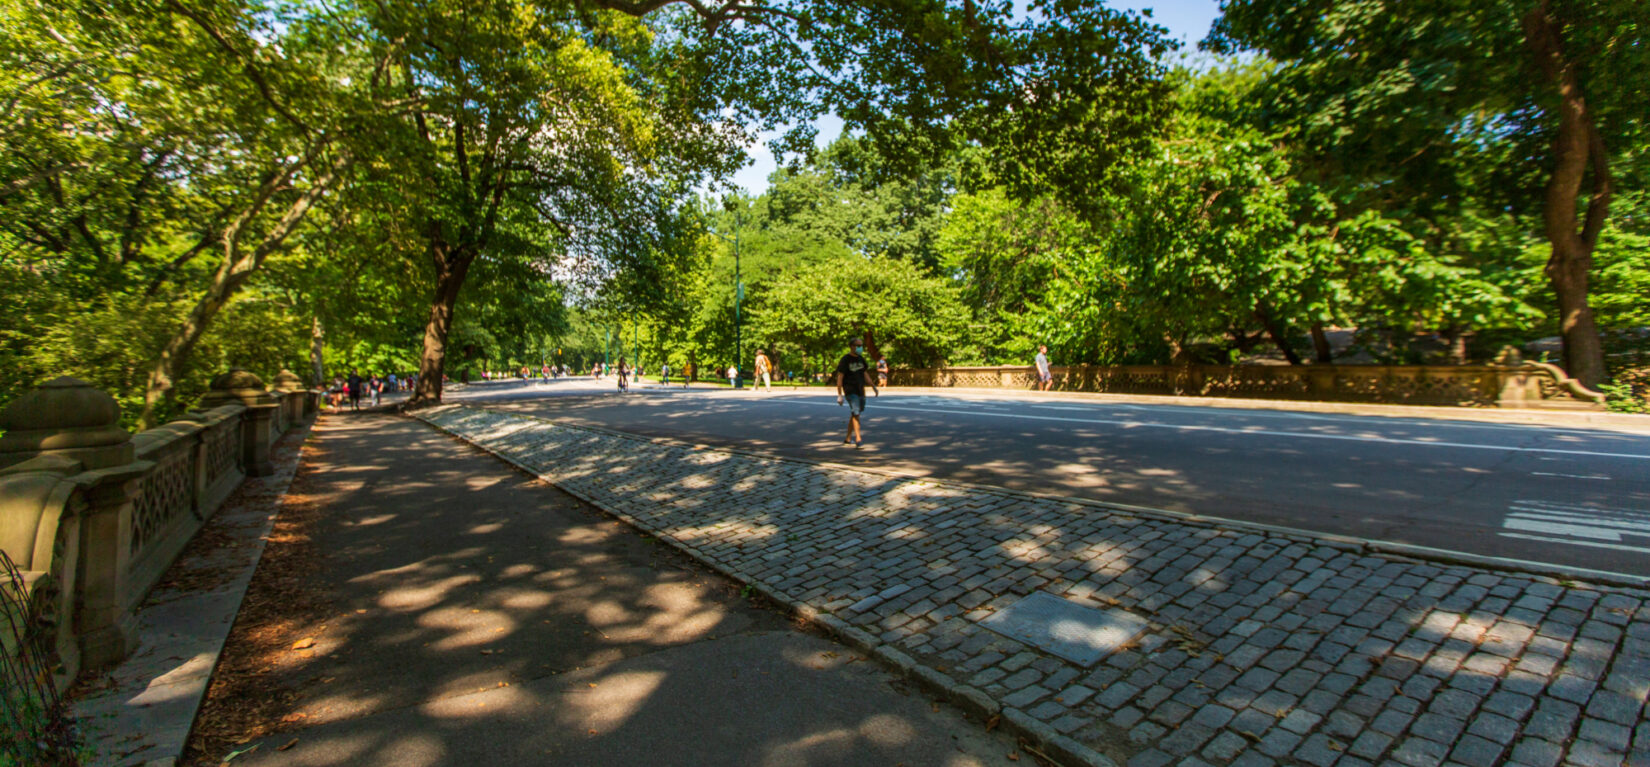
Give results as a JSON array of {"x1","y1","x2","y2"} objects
[
  {"x1": 203, "y1": 422, "x2": 240, "y2": 488},
  {"x1": 130, "y1": 451, "x2": 193, "y2": 556}
]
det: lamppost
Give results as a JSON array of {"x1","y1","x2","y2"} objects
[{"x1": 708, "y1": 204, "x2": 744, "y2": 389}]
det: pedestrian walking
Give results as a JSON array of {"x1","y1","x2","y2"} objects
[
  {"x1": 369, "y1": 373, "x2": 383, "y2": 407},
  {"x1": 347, "y1": 368, "x2": 363, "y2": 411},
  {"x1": 1035, "y1": 344, "x2": 1052, "y2": 391},
  {"x1": 661, "y1": 361, "x2": 671, "y2": 386},
  {"x1": 726, "y1": 363, "x2": 738, "y2": 388},
  {"x1": 754, "y1": 349, "x2": 773, "y2": 392},
  {"x1": 683, "y1": 362, "x2": 693, "y2": 388},
  {"x1": 834, "y1": 337, "x2": 878, "y2": 448},
  {"x1": 618, "y1": 357, "x2": 630, "y2": 393},
  {"x1": 876, "y1": 355, "x2": 890, "y2": 388}
]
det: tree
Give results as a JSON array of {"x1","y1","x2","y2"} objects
[
  {"x1": 752, "y1": 255, "x2": 969, "y2": 367},
  {"x1": 0, "y1": 0, "x2": 356, "y2": 426},
  {"x1": 1207, "y1": 0, "x2": 1650, "y2": 386}
]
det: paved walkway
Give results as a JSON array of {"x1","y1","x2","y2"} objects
[
  {"x1": 190, "y1": 414, "x2": 1023, "y2": 767},
  {"x1": 421, "y1": 404, "x2": 1650, "y2": 767}
]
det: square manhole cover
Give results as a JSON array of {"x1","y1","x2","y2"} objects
[{"x1": 977, "y1": 591, "x2": 1149, "y2": 667}]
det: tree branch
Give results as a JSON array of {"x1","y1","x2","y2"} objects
[{"x1": 161, "y1": 0, "x2": 311, "y2": 132}]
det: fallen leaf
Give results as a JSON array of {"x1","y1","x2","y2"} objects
[
  {"x1": 291, "y1": 638, "x2": 315, "y2": 650},
  {"x1": 588, "y1": 729, "x2": 599, "y2": 735},
  {"x1": 277, "y1": 738, "x2": 299, "y2": 751},
  {"x1": 1007, "y1": 753, "x2": 1019, "y2": 762},
  {"x1": 985, "y1": 715, "x2": 1001, "y2": 732}
]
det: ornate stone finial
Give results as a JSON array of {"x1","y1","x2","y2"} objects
[
  {"x1": 0, "y1": 377, "x2": 133, "y2": 471},
  {"x1": 271, "y1": 369, "x2": 305, "y2": 391},
  {"x1": 1494, "y1": 345, "x2": 1523, "y2": 366},
  {"x1": 196, "y1": 368, "x2": 277, "y2": 409}
]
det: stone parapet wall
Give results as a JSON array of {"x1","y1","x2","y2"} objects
[
  {"x1": 891, "y1": 363, "x2": 1606, "y2": 410},
  {"x1": 0, "y1": 369, "x2": 308, "y2": 686}
]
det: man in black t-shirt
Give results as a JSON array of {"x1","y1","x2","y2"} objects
[
  {"x1": 347, "y1": 369, "x2": 363, "y2": 411},
  {"x1": 834, "y1": 337, "x2": 879, "y2": 448}
]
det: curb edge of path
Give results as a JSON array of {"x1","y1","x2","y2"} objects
[
  {"x1": 409, "y1": 407, "x2": 1123, "y2": 767},
  {"x1": 408, "y1": 404, "x2": 1650, "y2": 767}
]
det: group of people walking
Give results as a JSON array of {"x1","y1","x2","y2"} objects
[
  {"x1": 326, "y1": 369, "x2": 416, "y2": 410},
  {"x1": 605, "y1": 340, "x2": 889, "y2": 449}
]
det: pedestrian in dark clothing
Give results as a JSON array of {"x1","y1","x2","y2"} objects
[
  {"x1": 347, "y1": 369, "x2": 363, "y2": 411},
  {"x1": 834, "y1": 337, "x2": 879, "y2": 448}
]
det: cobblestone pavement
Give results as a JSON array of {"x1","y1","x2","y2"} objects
[{"x1": 419, "y1": 405, "x2": 1650, "y2": 767}]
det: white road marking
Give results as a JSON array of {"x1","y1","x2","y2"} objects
[
  {"x1": 786, "y1": 401, "x2": 1650, "y2": 460},
  {"x1": 1504, "y1": 518, "x2": 1624, "y2": 540},
  {"x1": 1500, "y1": 533, "x2": 1650, "y2": 556},
  {"x1": 1501, "y1": 499, "x2": 1650, "y2": 553},
  {"x1": 1531, "y1": 471, "x2": 1612, "y2": 480}
]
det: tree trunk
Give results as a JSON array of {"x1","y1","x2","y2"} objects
[
  {"x1": 408, "y1": 243, "x2": 474, "y2": 406},
  {"x1": 1524, "y1": 1, "x2": 1610, "y2": 389},
  {"x1": 309, "y1": 313, "x2": 325, "y2": 386},
  {"x1": 1255, "y1": 304, "x2": 1303, "y2": 366},
  {"x1": 1310, "y1": 323, "x2": 1333, "y2": 364}
]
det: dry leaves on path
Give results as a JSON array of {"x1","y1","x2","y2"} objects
[{"x1": 180, "y1": 440, "x2": 336, "y2": 767}]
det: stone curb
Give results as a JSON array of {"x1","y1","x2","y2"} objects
[
  {"x1": 412, "y1": 407, "x2": 1120, "y2": 767},
  {"x1": 455, "y1": 405, "x2": 1649, "y2": 591}
]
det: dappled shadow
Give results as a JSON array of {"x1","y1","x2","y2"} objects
[
  {"x1": 424, "y1": 404, "x2": 1650, "y2": 767},
  {"x1": 201, "y1": 414, "x2": 1018, "y2": 767},
  {"x1": 458, "y1": 385, "x2": 1650, "y2": 574}
]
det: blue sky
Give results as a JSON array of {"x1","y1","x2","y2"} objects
[{"x1": 729, "y1": 0, "x2": 1225, "y2": 194}]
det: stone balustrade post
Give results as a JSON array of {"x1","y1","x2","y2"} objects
[
  {"x1": 272, "y1": 369, "x2": 306, "y2": 423},
  {"x1": 0, "y1": 377, "x2": 148, "y2": 669},
  {"x1": 197, "y1": 369, "x2": 280, "y2": 477}
]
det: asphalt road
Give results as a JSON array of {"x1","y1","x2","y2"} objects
[{"x1": 442, "y1": 378, "x2": 1650, "y2": 578}]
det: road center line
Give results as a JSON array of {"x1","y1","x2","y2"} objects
[{"x1": 787, "y1": 400, "x2": 1650, "y2": 460}]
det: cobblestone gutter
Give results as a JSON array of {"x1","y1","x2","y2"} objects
[{"x1": 417, "y1": 405, "x2": 1650, "y2": 767}]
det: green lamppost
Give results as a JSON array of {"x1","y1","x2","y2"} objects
[{"x1": 710, "y1": 201, "x2": 744, "y2": 389}]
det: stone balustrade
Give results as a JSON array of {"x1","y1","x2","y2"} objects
[
  {"x1": 0, "y1": 370, "x2": 316, "y2": 687},
  {"x1": 890, "y1": 362, "x2": 1607, "y2": 410}
]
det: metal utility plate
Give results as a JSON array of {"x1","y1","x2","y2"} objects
[{"x1": 977, "y1": 591, "x2": 1149, "y2": 667}]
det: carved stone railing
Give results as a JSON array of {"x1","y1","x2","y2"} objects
[
  {"x1": 890, "y1": 363, "x2": 1606, "y2": 410},
  {"x1": 0, "y1": 369, "x2": 311, "y2": 687}
]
